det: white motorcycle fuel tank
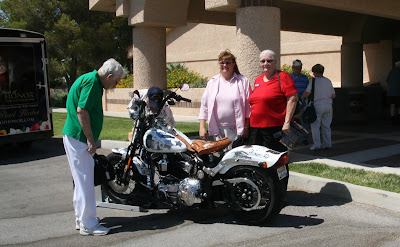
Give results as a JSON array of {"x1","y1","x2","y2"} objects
[{"x1": 143, "y1": 128, "x2": 187, "y2": 153}]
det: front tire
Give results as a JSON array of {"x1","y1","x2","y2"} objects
[
  {"x1": 227, "y1": 166, "x2": 278, "y2": 225},
  {"x1": 102, "y1": 153, "x2": 136, "y2": 205}
]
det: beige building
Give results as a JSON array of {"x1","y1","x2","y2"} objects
[{"x1": 90, "y1": 0, "x2": 400, "y2": 121}]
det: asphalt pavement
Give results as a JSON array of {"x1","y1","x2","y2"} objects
[{"x1": 53, "y1": 108, "x2": 400, "y2": 213}]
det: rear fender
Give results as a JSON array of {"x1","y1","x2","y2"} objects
[{"x1": 202, "y1": 145, "x2": 287, "y2": 176}]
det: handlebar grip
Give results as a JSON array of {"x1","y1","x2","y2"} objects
[{"x1": 174, "y1": 94, "x2": 191, "y2": 103}]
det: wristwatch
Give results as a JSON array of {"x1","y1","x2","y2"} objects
[{"x1": 284, "y1": 120, "x2": 290, "y2": 124}]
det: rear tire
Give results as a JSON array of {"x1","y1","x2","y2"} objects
[{"x1": 227, "y1": 166, "x2": 278, "y2": 225}]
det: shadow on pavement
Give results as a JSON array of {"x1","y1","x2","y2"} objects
[
  {"x1": 287, "y1": 185, "x2": 352, "y2": 207},
  {"x1": 291, "y1": 120, "x2": 400, "y2": 168},
  {"x1": 0, "y1": 137, "x2": 65, "y2": 165},
  {"x1": 101, "y1": 188, "x2": 336, "y2": 234}
]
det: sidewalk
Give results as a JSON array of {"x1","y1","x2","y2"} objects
[{"x1": 53, "y1": 108, "x2": 400, "y2": 212}]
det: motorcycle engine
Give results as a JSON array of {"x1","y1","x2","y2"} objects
[
  {"x1": 177, "y1": 178, "x2": 202, "y2": 206},
  {"x1": 152, "y1": 153, "x2": 195, "y2": 179},
  {"x1": 151, "y1": 153, "x2": 203, "y2": 206},
  {"x1": 158, "y1": 178, "x2": 202, "y2": 206}
]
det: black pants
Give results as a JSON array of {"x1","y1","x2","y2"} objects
[{"x1": 249, "y1": 126, "x2": 287, "y2": 152}]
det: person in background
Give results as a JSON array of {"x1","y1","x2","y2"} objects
[
  {"x1": 290, "y1": 59, "x2": 310, "y2": 145},
  {"x1": 199, "y1": 49, "x2": 252, "y2": 150},
  {"x1": 249, "y1": 50, "x2": 298, "y2": 152},
  {"x1": 62, "y1": 58, "x2": 126, "y2": 236},
  {"x1": 302, "y1": 64, "x2": 336, "y2": 151},
  {"x1": 129, "y1": 87, "x2": 175, "y2": 127},
  {"x1": 127, "y1": 86, "x2": 175, "y2": 141},
  {"x1": 386, "y1": 61, "x2": 400, "y2": 124}
]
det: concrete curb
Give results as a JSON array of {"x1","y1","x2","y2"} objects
[
  {"x1": 98, "y1": 139, "x2": 400, "y2": 213},
  {"x1": 97, "y1": 139, "x2": 130, "y2": 150},
  {"x1": 289, "y1": 172, "x2": 400, "y2": 213}
]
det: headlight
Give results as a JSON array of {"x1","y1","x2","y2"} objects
[{"x1": 129, "y1": 106, "x2": 140, "y2": 120}]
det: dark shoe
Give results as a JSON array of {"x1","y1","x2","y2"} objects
[
  {"x1": 309, "y1": 146, "x2": 321, "y2": 151},
  {"x1": 301, "y1": 140, "x2": 308, "y2": 145}
]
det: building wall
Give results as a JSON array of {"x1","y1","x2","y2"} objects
[
  {"x1": 166, "y1": 23, "x2": 392, "y2": 88},
  {"x1": 167, "y1": 23, "x2": 344, "y2": 86}
]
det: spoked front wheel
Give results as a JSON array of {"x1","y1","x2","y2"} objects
[
  {"x1": 227, "y1": 166, "x2": 277, "y2": 225},
  {"x1": 102, "y1": 153, "x2": 137, "y2": 204}
]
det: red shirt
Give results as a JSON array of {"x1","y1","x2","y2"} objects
[{"x1": 249, "y1": 71, "x2": 297, "y2": 128}]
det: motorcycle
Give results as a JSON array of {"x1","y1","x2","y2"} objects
[{"x1": 101, "y1": 85, "x2": 290, "y2": 225}]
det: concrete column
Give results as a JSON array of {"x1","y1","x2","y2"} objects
[
  {"x1": 341, "y1": 42, "x2": 363, "y2": 88},
  {"x1": 236, "y1": 6, "x2": 280, "y2": 83},
  {"x1": 132, "y1": 27, "x2": 166, "y2": 90}
]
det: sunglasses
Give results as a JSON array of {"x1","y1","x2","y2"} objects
[
  {"x1": 219, "y1": 61, "x2": 233, "y2": 65},
  {"x1": 150, "y1": 94, "x2": 162, "y2": 102},
  {"x1": 260, "y1": 59, "x2": 275, "y2": 64}
]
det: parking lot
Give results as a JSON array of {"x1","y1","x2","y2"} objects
[{"x1": 1, "y1": 138, "x2": 400, "y2": 247}]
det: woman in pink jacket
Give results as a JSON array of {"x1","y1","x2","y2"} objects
[{"x1": 199, "y1": 50, "x2": 252, "y2": 149}]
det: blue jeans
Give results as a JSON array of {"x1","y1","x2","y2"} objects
[{"x1": 298, "y1": 118, "x2": 310, "y2": 142}]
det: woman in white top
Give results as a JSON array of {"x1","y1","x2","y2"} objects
[{"x1": 302, "y1": 64, "x2": 336, "y2": 150}]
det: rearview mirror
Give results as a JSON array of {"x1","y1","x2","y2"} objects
[{"x1": 180, "y1": 84, "x2": 190, "y2": 91}]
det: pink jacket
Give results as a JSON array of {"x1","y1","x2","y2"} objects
[{"x1": 199, "y1": 73, "x2": 252, "y2": 136}]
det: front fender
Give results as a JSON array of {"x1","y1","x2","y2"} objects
[{"x1": 202, "y1": 145, "x2": 286, "y2": 176}]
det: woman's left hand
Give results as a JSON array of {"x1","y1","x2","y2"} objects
[
  {"x1": 282, "y1": 122, "x2": 291, "y2": 135},
  {"x1": 243, "y1": 127, "x2": 249, "y2": 137}
]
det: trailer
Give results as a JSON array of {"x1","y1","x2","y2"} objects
[{"x1": 0, "y1": 28, "x2": 53, "y2": 145}]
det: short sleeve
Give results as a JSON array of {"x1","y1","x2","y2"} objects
[
  {"x1": 77, "y1": 78, "x2": 96, "y2": 110},
  {"x1": 280, "y1": 72, "x2": 298, "y2": 97}
]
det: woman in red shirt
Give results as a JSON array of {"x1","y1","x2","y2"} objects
[{"x1": 248, "y1": 50, "x2": 298, "y2": 151}]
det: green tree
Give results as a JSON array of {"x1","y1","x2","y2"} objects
[{"x1": 0, "y1": 0, "x2": 132, "y2": 89}]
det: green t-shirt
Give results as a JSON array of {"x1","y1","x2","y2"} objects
[{"x1": 62, "y1": 70, "x2": 104, "y2": 143}]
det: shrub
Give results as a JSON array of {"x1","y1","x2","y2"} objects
[
  {"x1": 113, "y1": 64, "x2": 208, "y2": 89},
  {"x1": 50, "y1": 88, "x2": 68, "y2": 107},
  {"x1": 116, "y1": 73, "x2": 134, "y2": 88},
  {"x1": 167, "y1": 63, "x2": 208, "y2": 88},
  {"x1": 281, "y1": 64, "x2": 312, "y2": 80}
]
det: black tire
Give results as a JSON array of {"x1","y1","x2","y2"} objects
[
  {"x1": 17, "y1": 141, "x2": 32, "y2": 149},
  {"x1": 102, "y1": 153, "x2": 136, "y2": 205},
  {"x1": 227, "y1": 166, "x2": 278, "y2": 225}
]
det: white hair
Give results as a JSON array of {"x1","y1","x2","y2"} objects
[
  {"x1": 259, "y1": 50, "x2": 276, "y2": 60},
  {"x1": 395, "y1": 61, "x2": 400, "y2": 68},
  {"x1": 98, "y1": 58, "x2": 126, "y2": 79}
]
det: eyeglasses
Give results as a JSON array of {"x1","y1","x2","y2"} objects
[
  {"x1": 260, "y1": 59, "x2": 275, "y2": 64},
  {"x1": 219, "y1": 61, "x2": 232, "y2": 65}
]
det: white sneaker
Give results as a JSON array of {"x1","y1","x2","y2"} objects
[
  {"x1": 75, "y1": 218, "x2": 80, "y2": 230},
  {"x1": 76, "y1": 217, "x2": 101, "y2": 230},
  {"x1": 79, "y1": 223, "x2": 109, "y2": 236}
]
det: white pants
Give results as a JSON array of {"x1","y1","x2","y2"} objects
[
  {"x1": 63, "y1": 135, "x2": 98, "y2": 228},
  {"x1": 310, "y1": 104, "x2": 333, "y2": 149},
  {"x1": 215, "y1": 126, "x2": 238, "y2": 150}
]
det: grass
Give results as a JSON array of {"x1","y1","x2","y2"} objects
[
  {"x1": 290, "y1": 162, "x2": 400, "y2": 193},
  {"x1": 52, "y1": 112, "x2": 200, "y2": 141},
  {"x1": 53, "y1": 112, "x2": 399, "y2": 193}
]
